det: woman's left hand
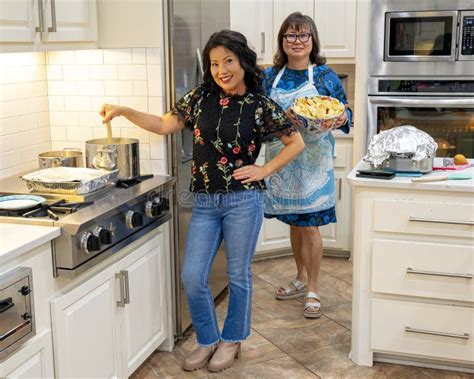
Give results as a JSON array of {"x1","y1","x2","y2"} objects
[
  {"x1": 334, "y1": 106, "x2": 349, "y2": 129},
  {"x1": 233, "y1": 164, "x2": 268, "y2": 184}
]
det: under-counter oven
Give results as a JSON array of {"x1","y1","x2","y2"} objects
[
  {"x1": 370, "y1": 0, "x2": 474, "y2": 77},
  {"x1": 368, "y1": 78, "x2": 474, "y2": 158},
  {"x1": 0, "y1": 267, "x2": 35, "y2": 361}
]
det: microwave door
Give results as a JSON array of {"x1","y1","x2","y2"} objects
[
  {"x1": 367, "y1": 96, "x2": 474, "y2": 149},
  {"x1": 385, "y1": 11, "x2": 458, "y2": 62}
]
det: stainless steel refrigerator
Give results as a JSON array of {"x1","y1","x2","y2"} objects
[{"x1": 164, "y1": 0, "x2": 230, "y2": 338}]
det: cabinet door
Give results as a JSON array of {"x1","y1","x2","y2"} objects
[
  {"x1": 274, "y1": 0, "x2": 314, "y2": 37},
  {"x1": 313, "y1": 0, "x2": 356, "y2": 58},
  {"x1": 116, "y1": 231, "x2": 167, "y2": 377},
  {"x1": 50, "y1": 267, "x2": 122, "y2": 379},
  {"x1": 230, "y1": 0, "x2": 273, "y2": 63},
  {"x1": 1, "y1": 330, "x2": 54, "y2": 379},
  {"x1": 42, "y1": 0, "x2": 97, "y2": 42},
  {"x1": 0, "y1": 0, "x2": 38, "y2": 42}
]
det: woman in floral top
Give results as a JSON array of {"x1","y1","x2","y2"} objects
[{"x1": 100, "y1": 30, "x2": 304, "y2": 373}]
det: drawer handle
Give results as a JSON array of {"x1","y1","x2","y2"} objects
[
  {"x1": 405, "y1": 326, "x2": 470, "y2": 340},
  {"x1": 406, "y1": 267, "x2": 473, "y2": 279},
  {"x1": 409, "y1": 216, "x2": 474, "y2": 226}
]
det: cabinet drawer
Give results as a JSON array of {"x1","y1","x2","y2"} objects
[
  {"x1": 333, "y1": 145, "x2": 347, "y2": 168},
  {"x1": 372, "y1": 239, "x2": 474, "y2": 302},
  {"x1": 373, "y1": 199, "x2": 474, "y2": 239},
  {"x1": 371, "y1": 298, "x2": 474, "y2": 362}
]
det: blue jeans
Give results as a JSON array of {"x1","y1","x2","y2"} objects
[{"x1": 181, "y1": 190, "x2": 264, "y2": 346}]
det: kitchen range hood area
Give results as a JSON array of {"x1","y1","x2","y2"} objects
[{"x1": 1, "y1": 0, "x2": 473, "y2": 378}]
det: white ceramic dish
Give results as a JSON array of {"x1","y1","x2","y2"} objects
[{"x1": 0, "y1": 195, "x2": 46, "y2": 210}]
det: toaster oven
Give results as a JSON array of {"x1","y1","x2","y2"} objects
[{"x1": 0, "y1": 267, "x2": 35, "y2": 361}]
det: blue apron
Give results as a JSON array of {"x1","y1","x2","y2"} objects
[{"x1": 265, "y1": 64, "x2": 336, "y2": 215}]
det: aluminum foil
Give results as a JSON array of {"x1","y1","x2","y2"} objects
[
  {"x1": 22, "y1": 167, "x2": 118, "y2": 194},
  {"x1": 364, "y1": 125, "x2": 437, "y2": 167}
]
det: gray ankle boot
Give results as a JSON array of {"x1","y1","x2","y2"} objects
[
  {"x1": 182, "y1": 344, "x2": 217, "y2": 371},
  {"x1": 207, "y1": 342, "x2": 241, "y2": 372}
]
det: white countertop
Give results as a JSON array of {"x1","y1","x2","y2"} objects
[
  {"x1": 348, "y1": 159, "x2": 474, "y2": 193},
  {"x1": 0, "y1": 224, "x2": 60, "y2": 265}
]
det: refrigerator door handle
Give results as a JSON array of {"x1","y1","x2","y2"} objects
[{"x1": 196, "y1": 48, "x2": 204, "y2": 82}]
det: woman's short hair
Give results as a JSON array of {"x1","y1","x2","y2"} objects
[
  {"x1": 274, "y1": 12, "x2": 326, "y2": 68},
  {"x1": 202, "y1": 30, "x2": 264, "y2": 93}
]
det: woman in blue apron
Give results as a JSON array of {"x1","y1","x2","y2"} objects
[{"x1": 262, "y1": 12, "x2": 351, "y2": 318}]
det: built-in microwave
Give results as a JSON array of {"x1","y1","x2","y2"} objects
[{"x1": 370, "y1": 0, "x2": 474, "y2": 77}]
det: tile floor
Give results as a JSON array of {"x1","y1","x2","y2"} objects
[{"x1": 131, "y1": 256, "x2": 472, "y2": 378}]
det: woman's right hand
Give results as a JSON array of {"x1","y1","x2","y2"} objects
[{"x1": 99, "y1": 104, "x2": 125, "y2": 123}]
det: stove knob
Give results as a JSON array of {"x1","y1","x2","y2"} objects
[
  {"x1": 125, "y1": 210, "x2": 144, "y2": 229},
  {"x1": 19, "y1": 285, "x2": 32, "y2": 296},
  {"x1": 80, "y1": 232, "x2": 101, "y2": 254},
  {"x1": 94, "y1": 226, "x2": 113, "y2": 245},
  {"x1": 145, "y1": 199, "x2": 162, "y2": 218}
]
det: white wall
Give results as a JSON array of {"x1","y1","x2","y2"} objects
[
  {"x1": 0, "y1": 53, "x2": 51, "y2": 179},
  {"x1": 0, "y1": 48, "x2": 167, "y2": 179}
]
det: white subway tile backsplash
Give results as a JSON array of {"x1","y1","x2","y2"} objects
[
  {"x1": 147, "y1": 65, "x2": 163, "y2": 96},
  {"x1": 139, "y1": 143, "x2": 150, "y2": 159},
  {"x1": 150, "y1": 133, "x2": 167, "y2": 160},
  {"x1": 140, "y1": 159, "x2": 151, "y2": 175},
  {"x1": 103, "y1": 49, "x2": 132, "y2": 64},
  {"x1": 0, "y1": 99, "x2": 29, "y2": 119},
  {"x1": 133, "y1": 81, "x2": 148, "y2": 96},
  {"x1": 50, "y1": 126, "x2": 68, "y2": 141},
  {"x1": 47, "y1": 51, "x2": 76, "y2": 65},
  {"x1": 118, "y1": 65, "x2": 147, "y2": 81},
  {"x1": 49, "y1": 96, "x2": 65, "y2": 111},
  {"x1": 50, "y1": 111, "x2": 79, "y2": 127},
  {"x1": 118, "y1": 97, "x2": 148, "y2": 112},
  {"x1": 0, "y1": 52, "x2": 45, "y2": 67},
  {"x1": 1, "y1": 82, "x2": 46, "y2": 101},
  {"x1": 146, "y1": 48, "x2": 161, "y2": 64},
  {"x1": 30, "y1": 127, "x2": 50, "y2": 144},
  {"x1": 0, "y1": 66, "x2": 46, "y2": 84},
  {"x1": 28, "y1": 97, "x2": 48, "y2": 114},
  {"x1": 120, "y1": 127, "x2": 150, "y2": 142},
  {"x1": 132, "y1": 48, "x2": 146, "y2": 64},
  {"x1": 150, "y1": 159, "x2": 168, "y2": 175},
  {"x1": 38, "y1": 111, "x2": 49, "y2": 128},
  {"x1": 89, "y1": 96, "x2": 119, "y2": 113},
  {"x1": 90, "y1": 65, "x2": 118, "y2": 80},
  {"x1": 75, "y1": 50, "x2": 104, "y2": 65},
  {"x1": 148, "y1": 97, "x2": 164, "y2": 115},
  {"x1": 67, "y1": 127, "x2": 94, "y2": 141},
  {"x1": 49, "y1": 81, "x2": 78, "y2": 96},
  {"x1": 3, "y1": 150, "x2": 23, "y2": 168},
  {"x1": 105, "y1": 81, "x2": 133, "y2": 96},
  {"x1": 46, "y1": 65, "x2": 63, "y2": 80},
  {"x1": 79, "y1": 111, "x2": 103, "y2": 127},
  {"x1": 64, "y1": 96, "x2": 92, "y2": 111},
  {"x1": 63, "y1": 65, "x2": 90, "y2": 81},
  {"x1": 77, "y1": 81, "x2": 104, "y2": 96}
]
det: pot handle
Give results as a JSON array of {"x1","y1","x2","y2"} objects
[{"x1": 92, "y1": 147, "x2": 116, "y2": 170}]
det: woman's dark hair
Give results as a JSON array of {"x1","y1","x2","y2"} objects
[
  {"x1": 274, "y1": 12, "x2": 326, "y2": 69},
  {"x1": 202, "y1": 30, "x2": 264, "y2": 93}
]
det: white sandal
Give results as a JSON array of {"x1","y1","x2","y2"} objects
[
  {"x1": 304, "y1": 292, "x2": 322, "y2": 319},
  {"x1": 275, "y1": 279, "x2": 307, "y2": 300}
]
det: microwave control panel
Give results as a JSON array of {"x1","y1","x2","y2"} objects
[{"x1": 460, "y1": 12, "x2": 474, "y2": 57}]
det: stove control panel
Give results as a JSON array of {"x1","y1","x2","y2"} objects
[
  {"x1": 145, "y1": 196, "x2": 169, "y2": 218},
  {"x1": 80, "y1": 232, "x2": 101, "y2": 254},
  {"x1": 93, "y1": 226, "x2": 113, "y2": 245},
  {"x1": 125, "y1": 210, "x2": 144, "y2": 229}
]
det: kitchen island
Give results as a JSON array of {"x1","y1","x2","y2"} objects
[{"x1": 348, "y1": 160, "x2": 474, "y2": 373}]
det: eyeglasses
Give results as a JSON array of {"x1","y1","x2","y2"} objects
[{"x1": 283, "y1": 33, "x2": 312, "y2": 43}]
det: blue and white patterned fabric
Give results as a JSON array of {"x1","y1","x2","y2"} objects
[{"x1": 263, "y1": 64, "x2": 351, "y2": 218}]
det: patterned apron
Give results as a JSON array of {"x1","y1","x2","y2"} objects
[{"x1": 265, "y1": 64, "x2": 336, "y2": 215}]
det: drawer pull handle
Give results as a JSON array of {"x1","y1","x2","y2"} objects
[
  {"x1": 406, "y1": 267, "x2": 473, "y2": 279},
  {"x1": 405, "y1": 326, "x2": 470, "y2": 340},
  {"x1": 409, "y1": 216, "x2": 474, "y2": 226}
]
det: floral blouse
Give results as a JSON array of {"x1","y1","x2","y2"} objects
[{"x1": 171, "y1": 85, "x2": 296, "y2": 193}]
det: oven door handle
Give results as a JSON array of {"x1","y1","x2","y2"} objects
[
  {"x1": 0, "y1": 297, "x2": 14, "y2": 313},
  {"x1": 369, "y1": 97, "x2": 474, "y2": 107}
]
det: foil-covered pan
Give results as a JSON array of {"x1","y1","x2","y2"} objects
[{"x1": 22, "y1": 167, "x2": 119, "y2": 194}]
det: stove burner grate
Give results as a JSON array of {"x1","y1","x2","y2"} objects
[
  {"x1": 0, "y1": 199, "x2": 94, "y2": 220},
  {"x1": 116, "y1": 174, "x2": 154, "y2": 189}
]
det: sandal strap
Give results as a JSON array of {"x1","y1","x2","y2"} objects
[
  {"x1": 305, "y1": 292, "x2": 320, "y2": 301},
  {"x1": 304, "y1": 301, "x2": 321, "y2": 309},
  {"x1": 280, "y1": 279, "x2": 306, "y2": 294}
]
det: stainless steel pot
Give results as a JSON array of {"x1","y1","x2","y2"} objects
[
  {"x1": 38, "y1": 149, "x2": 83, "y2": 168},
  {"x1": 85, "y1": 138, "x2": 140, "y2": 180}
]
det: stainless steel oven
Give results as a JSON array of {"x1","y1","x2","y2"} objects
[
  {"x1": 368, "y1": 78, "x2": 474, "y2": 158},
  {"x1": 371, "y1": 0, "x2": 474, "y2": 77},
  {"x1": 0, "y1": 267, "x2": 35, "y2": 361}
]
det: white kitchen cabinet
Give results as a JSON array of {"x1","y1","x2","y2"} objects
[
  {"x1": 313, "y1": 0, "x2": 356, "y2": 59},
  {"x1": 349, "y1": 174, "x2": 474, "y2": 371},
  {"x1": 50, "y1": 229, "x2": 169, "y2": 378},
  {"x1": 273, "y1": 0, "x2": 314, "y2": 38},
  {"x1": 0, "y1": 0, "x2": 98, "y2": 52},
  {"x1": 0, "y1": 330, "x2": 54, "y2": 379},
  {"x1": 254, "y1": 134, "x2": 353, "y2": 258},
  {"x1": 230, "y1": 0, "x2": 274, "y2": 64}
]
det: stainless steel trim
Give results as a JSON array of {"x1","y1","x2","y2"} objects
[
  {"x1": 405, "y1": 326, "x2": 470, "y2": 340},
  {"x1": 0, "y1": 320, "x2": 31, "y2": 342},
  {"x1": 122, "y1": 270, "x2": 130, "y2": 305},
  {"x1": 409, "y1": 216, "x2": 474, "y2": 226},
  {"x1": 196, "y1": 48, "x2": 204, "y2": 78},
  {"x1": 367, "y1": 77, "x2": 474, "y2": 96},
  {"x1": 35, "y1": 0, "x2": 45, "y2": 33},
  {"x1": 406, "y1": 267, "x2": 473, "y2": 279},
  {"x1": 369, "y1": 97, "x2": 474, "y2": 107},
  {"x1": 115, "y1": 272, "x2": 125, "y2": 307},
  {"x1": 48, "y1": 0, "x2": 57, "y2": 32},
  {"x1": 260, "y1": 32, "x2": 265, "y2": 54},
  {"x1": 384, "y1": 11, "x2": 458, "y2": 62}
]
